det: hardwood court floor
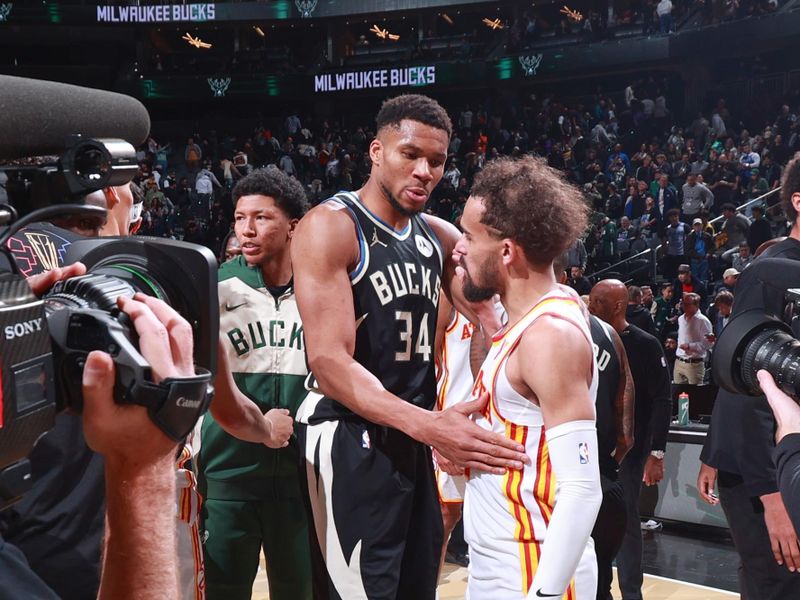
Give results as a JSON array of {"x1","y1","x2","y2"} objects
[{"x1": 251, "y1": 561, "x2": 736, "y2": 599}]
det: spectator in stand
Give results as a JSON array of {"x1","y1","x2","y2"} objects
[
  {"x1": 618, "y1": 216, "x2": 637, "y2": 242},
  {"x1": 656, "y1": 0, "x2": 673, "y2": 33},
  {"x1": 748, "y1": 204, "x2": 773, "y2": 252},
  {"x1": 599, "y1": 214, "x2": 619, "y2": 264},
  {"x1": 641, "y1": 285, "x2": 655, "y2": 312},
  {"x1": 761, "y1": 154, "x2": 782, "y2": 189},
  {"x1": 714, "y1": 267, "x2": 740, "y2": 295},
  {"x1": 691, "y1": 153, "x2": 710, "y2": 179},
  {"x1": 708, "y1": 152, "x2": 739, "y2": 212},
  {"x1": 606, "y1": 182, "x2": 624, "y2": 219},
  {"x1": 626, "y1": 285, "x2": 658, "y2": 336},
  {"x1": 185, "y1": 137, "x2": 203, "y2": 172},
  {"x1": 715, "y1": 203, "x2": 751, "y2": 265},
  {"x1": 674, "y1": 292, "x2": 713, "y2": 385},
  {"x1": 607, "y1": 143, "x2": 631, "y2": 174},
  {"x1": 195, "y1": 162, "x2": 222, "y2": 220},
  {"x1": 654, "y1": 173, "x2": 679, "y2": 217},
  {"x1": 708, "y1": 289, "x2": 733, "y2": 338},
  {"x1": 739, "y1": 143, "x2": 762, "y2": 176},
  {"x1": 569, "y1": 265, "x2": 593, "y2": 296},
  {"x1": 681, "y1": 173, "x2": 715, "y2": 220},
  {"x1": 636, "y1": 154, "x2": 656, "y2": 185},
  {"x1": 566, "y1": 237, "x2": 588, "y2": 269},
  {"x1": 686, "y1": 217, "x2": 713, "y2": 283},
  {"x1": 673, "y1": 152, "x2": 692, "y2": 189},
  {"x1": 663, "y1": 209, "x2": 689, "y2": 280},
  {"x1": 711, "y1": 107, "x2": 728, "y2": 138},
  {"x1": 746, "y1": 170, "x2": 769, "y2": 212},
  {"x1": 641, "y1": 196, "x2": 663, "y2": 239},
  {"x1": 732, "y1": 241, "x2": 753, "y2": 272},
  {"x1": 673, "y1": 263, "x2": 708, "y2": 310},
  {"x1": 652, "y1": 283, "x2": 677, "y2": 339}
]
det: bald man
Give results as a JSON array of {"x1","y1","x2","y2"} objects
[{"x1": 588, "y1": 280, "x2": 671, "y2": 600}]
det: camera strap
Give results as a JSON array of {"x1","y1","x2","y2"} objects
[{"x1": 131, "y1": 368, "x2": 214, "y2": 442}]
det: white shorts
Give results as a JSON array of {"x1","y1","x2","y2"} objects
[
  {"x1": 436, "y1": 467, "x2": 466, "y2": 504},
  {"x1": 466, "y1": 537, "x2": 597, "y2": 599}
]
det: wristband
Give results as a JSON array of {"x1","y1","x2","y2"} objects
[
  {"x1": 128, "y1": 368, "x2": 214, "y2": 442},
  {"x1": 650, "y1": 450, "x2": 665, "y2": 460}
]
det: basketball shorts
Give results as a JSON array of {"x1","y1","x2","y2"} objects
[
  {"x1": 176, "y1": 468, "x2": 206, "y2": 600},
  {"x1": 435, "y1": 462, "x2": 466, "y2": 504},
  {"x1": 297, "y1": 419, "x2": 443, "y2": 600}
]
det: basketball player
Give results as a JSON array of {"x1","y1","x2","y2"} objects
[
  {"x1": 292, "y1": 94, "x2": 530, "y2": 599},
  {"x1": 200, "y1": 167, "x2": 311, "y2": 600},
  {"x1": 455, "y1": 155, "x2": 603, "y2": 599}
]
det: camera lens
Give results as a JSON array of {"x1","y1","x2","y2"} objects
[{"x1": 741, "y1": 328, "x2": 800, "y2": 398}]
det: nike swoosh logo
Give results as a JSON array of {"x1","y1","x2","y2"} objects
[
  {"x1": 535, "y1": 590, "x2": 562, "y2": 598},
  {"x1": 225, "y1": 302, "x2": 247, "y2": 311},
  {"x1": 355, "y1": 313, "x2": 368, "y2": 329}
]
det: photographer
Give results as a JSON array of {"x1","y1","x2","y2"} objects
[
  {"x1": 0, "y1": 266, "x2": 194, "y2": 600},
  {"x1": 699, "y1": 153, "x2": 800, "y2": 599}
]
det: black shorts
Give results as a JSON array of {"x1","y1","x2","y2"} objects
[{"x1": 296, "y1": 419, "x2": 442, "y2": 600}]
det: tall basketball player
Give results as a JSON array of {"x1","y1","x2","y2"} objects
[
  {"x1": 292, "y1": 94, "x2": 530, "y2": 600},
  {"x1": 455, "y1": 155, "x2": 603, "y2": 599}
]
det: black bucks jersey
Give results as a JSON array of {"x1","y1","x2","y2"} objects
[
  {"x1": 296, "y1": 191, "x2": 444, "y2": 424},
  {"x1": 590, "y1": 315, "x2": 621, "y2": 479}
]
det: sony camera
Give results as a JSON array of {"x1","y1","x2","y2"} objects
[
  {"x1": 712, "y1": 257, "x2": 800, "y2": 399},
  {"x1": 0, "y1": 136, "x2": 218, "y2": 510}
]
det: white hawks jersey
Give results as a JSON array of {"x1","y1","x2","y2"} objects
[
  {"x1": 435, "y1": 311, "x2": 475, "y2": 503},
  {"x1": 464, "y1": 290, "x2": 598, "y2": 600}
]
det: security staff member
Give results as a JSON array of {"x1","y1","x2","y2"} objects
[
  {"x1": 589, "y1": 279, "x2": 671, "y2": 600},
  {"x1": 554, "y1": 255, "x2": 634, "y2": 600}
]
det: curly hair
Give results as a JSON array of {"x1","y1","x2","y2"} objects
[
  {"x1": 470, "y1": 155, "x2": 589, "y2": 266},
  {"x1": 376, "y1": 94, "x2": 452, "y2": 138},
  {"x1": 780, "y1": 152, "x2": 800, "y2": 224},
  {"x1": 232, "y1": 166, "x2": 309, "y2": 220}
]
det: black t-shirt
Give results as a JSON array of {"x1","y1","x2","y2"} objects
[
  {"x1": 620, "y1": 324, "x2": 671, "y2": 458},
  {"x1": 590, "y1": 316, "x2": 621, "y2": 479},
  {"x1": 0, "y1": 535, "x2": 59, "y2": 600},
  {"x1": 625, "y1": 304, "x2": 657, "y2": 337},
  {"x1": 0, "y1": 416, "x2": 104, "y2": 600},
  {"x1": 775, "y1": 433, "x2": 800, "y2": 534},
  {"x1": 0, "y1": 223, "x2": 105, "y2": 599}
]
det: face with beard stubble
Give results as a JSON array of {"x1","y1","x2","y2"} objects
[{"x1": 453, "y1": 196, "x2": 503, "y2": 302}]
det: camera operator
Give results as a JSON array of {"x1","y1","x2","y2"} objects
[
  {"x1": 0, "y1": 265, "x2": 193, "y2": 600},
  {"x1": 699, "y1": 153, "x2": 800, "y2": 599},
  {"x1": 759, "y1": 370, "x2": 800, "y2": 535},
  {"x1": 2, "y1": 182, "x2": 292, "y2": 599}
]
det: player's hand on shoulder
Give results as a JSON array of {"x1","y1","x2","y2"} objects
[
  {"x1": 429, "y1": 392, "x2": 531, "y2": 475},
  {"x1": 264, "y1": 408, "x2": 293, "y2": 448}
]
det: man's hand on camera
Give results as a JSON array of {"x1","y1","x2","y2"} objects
[
  {"x1": 758, "y1": 370, "x2": 800, "y2": 443},
  {"x1": 27, "y1": 263, "x2": 86, "y2": 297},
  {"x1": 82, "y1": 293, "x2": 195, "y2": 467},
  {"x1": 264, "y1": 408, "x2": 293, "y2": 448}
]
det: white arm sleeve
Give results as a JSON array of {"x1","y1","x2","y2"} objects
[{"x1": 526, "y1": 420, "x2": 602, "y2": 600}]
